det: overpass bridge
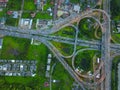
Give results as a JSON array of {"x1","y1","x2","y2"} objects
[
  {"x1": 0, "y1": 8, "x2": 119, "y2": 90},
  {"x1": 103, "y1": 0, "x2": 111, "y2": 90},
  {"x1": 0, "y1": 27, "x2": 120, "y2": 52}
]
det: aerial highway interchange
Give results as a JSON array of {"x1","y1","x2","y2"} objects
[{"x1": 0, "y1": 0, "x2": 119, "y2": 90}]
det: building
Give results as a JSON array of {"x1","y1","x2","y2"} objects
[
  {"x1": 97, "y1": 58, "x2": 100, "y2": 63},
  {"x1": 96, "y1": 73, "x2": 100, "y2": 79},
  {"x1": 58, "y1": 0, "x2": 65, "y2": 6},
  {"x1": 0, "y1": 17, "x2": 5, "y2": 24},
  {"x1": 31, "y1": 38, "x2": 41, "y2": 45},
  {"x1": 44, "y1": 82, "x2": 49, "y2": 87},
  {"x1": 47, "y1": 54, "x2": 52, "y2": 64},
  {"x1": 57, "y1": 10, "x2": 64, "y2": 17},
  {"x1": 12, "y1": 11, "x2": 19, "y2": 18},
  {"x1": 47, "y1": 59, "x2": 51, "y2": 64},
  {"x1": 0, "y1": 38, "x2": 3, "y2": 49},
  {"x1": 36, "y1": 19, "x2": 53, "y2": 29},
  {"x1": 52, "y1": 80, "x2": 60, "y2": 83},
  {"x1": 0, "y1": 60, "x2": 37, "y2": 77},
  {"x1": 65, "y1": 0, "x2": 69, "y2": 4},
  {"x1": 34, "y1": 0, "x2": 44, "y2": 10},
  {"x1": 45, "y1": 54, "x2": 52, "y2": 78},
  {"x1": 19, "y1": 18, "x2": 33, "y2": 29},
  {"x1": 73, "y1": 4, "x2": 80, "y2": 13},
  {"x1": 0, "y1": 0, "x2": 8, "y2": 8},
  {"x1": 46, "y1": 65, "x2": 50, "y2": 71},
  {"x1": 20, "y1": 64, "x2": 24, "y2": 71},
  {"x1": 36, "y1": 19, "x2": 48, "y2": 29},
  {"x1": 48, "y1": 54, "x2": 52, "y2": 58},
  {"x1": 117, "y1": 23, "x2": 120, "y2": 33}
]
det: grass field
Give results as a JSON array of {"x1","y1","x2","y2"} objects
[
  {"x1": 23, "y1": 0, "x2": 36, "y2": 11},
  {"x1": 7, "y1": 0, "x2": 22, "y2": 10},
  {"x1": 0, "y1": 36, "x2": 49, "y2": 89},
  {"x1": 52, "y1": 62, "x2": 74, "y2": 90},
  {"x1": 111, "y1": 56, "x2": 120, "y2": 90},
  {"x1": 52, "y1": 26, "x2": 76, "y2": 38},
  {"x1": 0, "y1": 36, "x2": 74, "y2": 90},
  {"x1": 0, "y1": 9, "x2": 6, "y2": 17},
  {"x1": 112, "y1": 34, "x2": 120, "y2": 43},
  {"x1": 78, "y1": 18, "x2": 102, "y2": 40},
  {"x1": 51, "y1": 41, "x2": 74, "y2": 56},
  {"x1": 74, "y1": 50, "x2": 100, "y2": 72},
  {"x1": 5, "y1": 17, "x2": 19, "y2": 26}
]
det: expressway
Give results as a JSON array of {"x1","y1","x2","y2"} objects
[
  {"x1": 41, "y1": 40, "x2": 86, "y2": 90},
  {"x1": 0, "y1": 9, "x2": 110, "y2": 35},
  {"x1": 103, "y1": 0, "x2": 111, "y2": 90},
  {"x1": 0, "y1": 27, "x2": 120, "y2": 52},
  {"x1": 0, "y1": 7, "x2": 119, "y2": 90},
  {"x1": 41, "y1": 40, "x2": 105, "y2": 89}
]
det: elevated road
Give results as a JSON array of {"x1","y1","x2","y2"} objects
[
  {"x1": 0, "y1": 27, "x2": 120, "y2": 52},
  {"x1": 41, "y1": 40, "x2": 86, "y2": 90},
  {"x1": 0, "y1": 9, "x2": 111, "y2": 35},
  {"x1": 0, "y1": 7, "x2": 119, "y2": 90},
  {"x1": 103, "y1": 0, "x2": 111, "y2": 90}
]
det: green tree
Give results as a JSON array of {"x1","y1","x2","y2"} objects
[{"x1": 111, "y1": 0, "x2": 120, "y2": 18}]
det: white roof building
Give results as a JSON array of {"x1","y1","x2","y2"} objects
[
  {"x1": 47, "y1": 58, "x2": 51, "y2": 64},
  {"x1": 48, "y1": 54, "x2": 52, "y2": 58},
  {"x1": 96, "y1": 73, "x2": 100, "y2": 79},
  {"x1": 45, "y1": 71, "x2": 50, "y2": 78},
  {"x1": 46, "y1": 65, "x2": 50, "y2": 71},
  {"x1": 12, "y1": 11, "x2": 19, "y2": 18},
  {"x1": 20, "y1": 64, "x2": 24, "y2": 71},
  {"x1": 11, "y1": 60, "x2": 15, "y2": 63},
  {"x1": 9, "y1": 72, "x2": 12, "y2": 76},
  {"x1": 73, "y1": 4, "x2": 80, "y2": 13},
  {"x1": 32, "y1": 74, "x2": 36, "y2": 77},
  {"x1": 0, "y1": 38, "x2": 3, "y2": 49},
  {"x1": 3, "y1": 65, "x2": 7, "y2": 71},
  {"x1": 19, "y1": 18, "x2": 33, "y2": 29},
  {"x1": 97, "y1": 58, "x2": 100, "y2": 63}
]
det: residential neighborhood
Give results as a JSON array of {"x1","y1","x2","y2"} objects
[{"x1": 0, "y1": 60, "x2": 37, "y2": 77}]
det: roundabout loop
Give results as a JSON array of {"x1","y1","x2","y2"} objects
[
  {"x1": 72, "y1": 48, "x2": 104, "y2": 79},
  {"x1": 71, "y1": 13, "x2": 105, "y2": 78},
  {"x1": 56, "y1": 24, "x2": 79, "y2": 58},
  {"x1": 71, "y1": 49, "x2": 105, "y2": 88},
  {"x1": 77, "y1": 16, "x2": 104, "y2": 33},
  {"x1": 70, "y1": 9, "x2": 109, "y2": 87},
  {"x1": 38, "y1": 9, "x2": 110, "y2": 35},
  {"x1": 52, "y1": 9, "x2": 109, "y2": 87},
  {"x1": 58, "y1": 9, "x2": 109, "y2": 59},
  {"x1": 43, "y1": 40, "x2": 105, "y2": 88}
]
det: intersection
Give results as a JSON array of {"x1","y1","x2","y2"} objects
[{"x1": 0, "y1": 6, "x2": 118, "y2": 90}]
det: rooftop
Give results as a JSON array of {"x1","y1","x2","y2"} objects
[
  {"x1": 0, "y1": 0, "x2": 8, "y2": 2},
  {"x1": 0, "y1": 38, "x2": 3, "y2": 49},
  {"x1": 19, "y1": 18, "x2": 33, "y2": 29},
  {"x1": 0, "y1": 60, "x2": 37, "y2": 77}
]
